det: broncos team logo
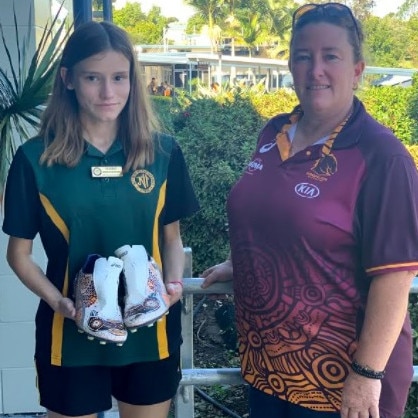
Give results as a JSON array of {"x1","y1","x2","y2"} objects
[
  {"x1": 307, "y1": 144, "x2": 338, "y2": 182},
  {"x1": 131, "y1": 169, "x2": 155, "y2": 193}
]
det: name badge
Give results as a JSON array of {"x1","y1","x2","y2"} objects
[{"x1": 91, "y1": 166, "x2": 123, "y2": 178}]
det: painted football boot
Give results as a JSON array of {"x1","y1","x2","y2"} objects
[
  {"x1": 74, "y1": 254, "x2": 127, "y2": 345},
  {"x1": 114, "y1": 245, "x2": 170, "y2": 330}
]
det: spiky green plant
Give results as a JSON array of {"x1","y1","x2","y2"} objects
[{"x1": 0, "y1": 3, "x2": 69, "y2": 196}]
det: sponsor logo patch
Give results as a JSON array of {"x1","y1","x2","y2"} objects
[
  {"x1": 295, "y1": 182, "x2": 320, "y2": 198},
  {"x1": 259, "y1": 141, "x2": 276, "y2": 154},
  {"x1": 246, "y1": 158, "x2": 264, "y2": 174}
]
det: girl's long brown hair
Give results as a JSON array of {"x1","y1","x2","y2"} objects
[{"x1": 40, "y1": 21, "x2": 159, "y2": 170}]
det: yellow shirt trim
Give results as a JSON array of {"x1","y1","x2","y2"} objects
[
  {"x1": 366, "y1": 262, "x2": 418, "y2": 274},
  {"x1": 40, "y1": 193, "x2": 69, "y2": 366},
  {"x1": 153, "y1": 181, "x2": 169, "y2": 358}
]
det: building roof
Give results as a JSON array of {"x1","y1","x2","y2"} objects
[{"x1": 137, "y1": 51, "x2": 290, "y2": 72}]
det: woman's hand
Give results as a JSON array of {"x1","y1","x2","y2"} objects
[
  {"x1": 341, "y1": 372, "x2": 381, "y2": 417},
  {"x1": 342, "y1": 270, "x2": 415, "y2": 417},
  {"x1": 201, "y1": 259, "x2": 233, "y2": 289}
]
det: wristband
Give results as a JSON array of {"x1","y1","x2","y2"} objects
[
  {"x1": 351, "y1": 359, "x2": 385, "y2": 380},
  {"x1": 167, "y1": 280, "x2": 183, "y2": 288}
]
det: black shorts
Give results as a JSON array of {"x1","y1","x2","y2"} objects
[{"x1": 35, "y1": 350, "x2": 182, "y2": 416}]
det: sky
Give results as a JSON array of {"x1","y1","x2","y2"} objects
[
  {"x1": 113, "y1": 0, "x2": 405, "y2": 22},
  {"x1": 372, "y1": 0, "x2": 404, "y2": 16}
]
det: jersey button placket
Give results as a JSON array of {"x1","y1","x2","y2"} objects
[{"x1": 100, "y1": 158, "x2": 116, "y2": 197}]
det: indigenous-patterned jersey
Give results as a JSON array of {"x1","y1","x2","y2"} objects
[
  {"x1": 227, "y1": 98, "x2": 418, "y2": 415},
  {"x1": 3, "y1": 133, "x2": 199, "y2": 367}
]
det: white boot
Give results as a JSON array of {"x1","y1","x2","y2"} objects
[
  {"x1": 74, "y1": 255, "x2": 127, "y2": 345},
  {"x1": 114, "y1": 245, "x2": 170, "y2": 330}
]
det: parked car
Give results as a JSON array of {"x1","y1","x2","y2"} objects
[{"x1": 372, "y1": 74, "x2": 413, "y2": 87}]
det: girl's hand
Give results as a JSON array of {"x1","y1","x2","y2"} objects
[
  {"x1": 165, "y1": 282, "x2": 183, "y2": 306},
  {"x1": 53, "y1": 296, "x2": 76, "y2": 319}
]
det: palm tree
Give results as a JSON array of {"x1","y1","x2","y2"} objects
[
  {"x1": 184, "y1": 0, "x2": 227, "y2": 52},
  {"x1": 0, "y1": 5, "x2": 68, "y2": 197},
  {"x1": 232, "y1": 0, "x2": 273, "y2": 57},
  {"x1": 223, "y1": 0, "x2": 297, "y2": 58},
  {"x1": 263, "y1": 0, "x2": 297, "y2": 59}
]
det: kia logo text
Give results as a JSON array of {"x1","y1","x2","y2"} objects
[{"x1": 295, "y1": 183, "x2": 320, "y2": 198}]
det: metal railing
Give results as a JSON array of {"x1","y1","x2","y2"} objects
[{"x1": 175, "y1": 248, "x2": 418, "y2": 418}]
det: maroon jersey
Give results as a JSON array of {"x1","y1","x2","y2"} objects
[{"x1": 228, "y1": 98, "x2": 418, "y2": 415}]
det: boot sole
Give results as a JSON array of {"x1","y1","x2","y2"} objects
[{"x1": 77, "y1": 328, "x2": 125, "y2": 346}]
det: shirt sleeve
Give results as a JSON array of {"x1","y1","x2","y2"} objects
[
  {"x1": 2, "y1": 146, "x2": 41, "y2": 239},
  {"x1": 356, "y1": 153, "x2": 418, "y2": 276},
  {"x1": 163, "y1": 140, "x2": 200, "y2": 225}
]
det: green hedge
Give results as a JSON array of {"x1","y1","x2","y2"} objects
[
  {"x1": 176, "y1": 94, "x2": 265, "y2": 271},
  {"x1": 358, "y1": 86, "x2": 415, "y2": 144}
]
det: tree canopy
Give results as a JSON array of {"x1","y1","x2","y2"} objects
[
  {"x1": 112, "y1": 0, "x2": 418, "y2": 67},
  {"x1": 113, "y1": 2, "x2": 176, "y2": 45}
]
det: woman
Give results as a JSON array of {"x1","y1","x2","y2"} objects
[
  {"x1": 2, "y1": 21, "x2": 199, "y2": 418},
  {"x1": 202, "y1": 3, "x2": 418, "y2": 418}
]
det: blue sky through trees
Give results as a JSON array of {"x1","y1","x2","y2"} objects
[{"x1": 113, "y1": 0, "x2": 405, "y2": 20}]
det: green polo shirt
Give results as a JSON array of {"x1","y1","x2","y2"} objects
[{"x1": 3, "y1": 133, "x2": 199, "y2": 367}]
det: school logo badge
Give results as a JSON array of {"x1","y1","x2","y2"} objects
[{"x1": 131, "y1": 169, "x2": 155, "y2": 193}]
